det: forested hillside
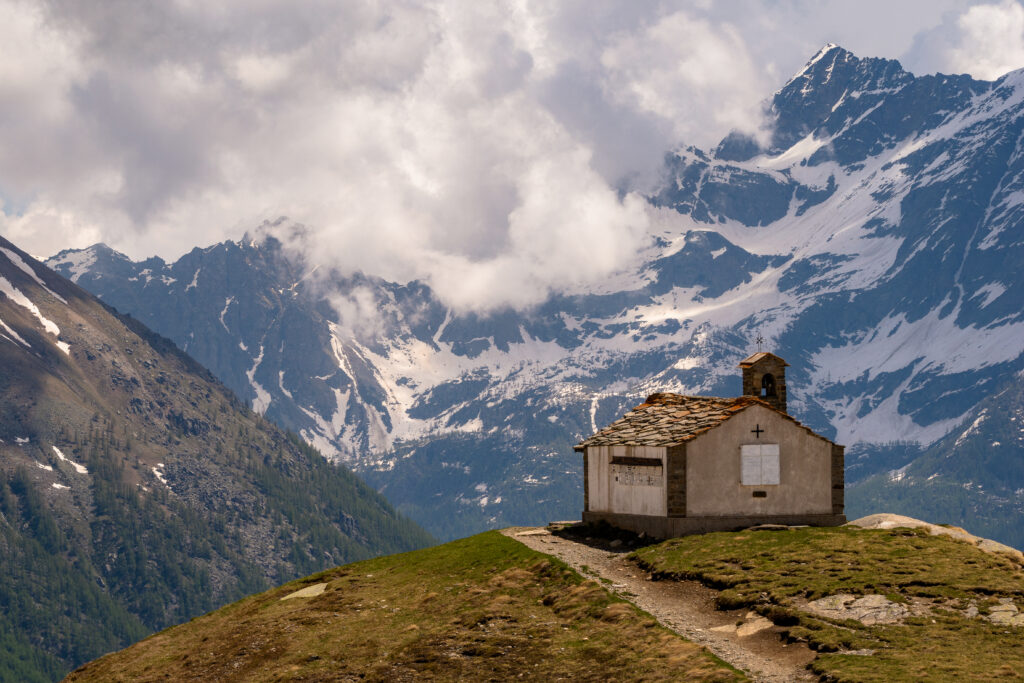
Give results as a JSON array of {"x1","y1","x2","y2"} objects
[{"x1": 0, "y1": 237, "x2": 433, "y2": 680}]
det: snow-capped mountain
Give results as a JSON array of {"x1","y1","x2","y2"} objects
[{"x1": 48, "y1": 45, "x2": 1024, "y2": 541}]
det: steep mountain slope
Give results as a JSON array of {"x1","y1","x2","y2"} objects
[
  {"x1": 0, "y1": 236, "x2": 432, "y2": 681},
  {"x1": 848, "y1": 370, "x2": 1024, "y2": 549},
  {"x1": 48, "y1": 45, "x2": 1024, "y2": 543}
]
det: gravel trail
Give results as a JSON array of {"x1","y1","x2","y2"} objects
[{"x1": 502, "y1": 526, "x2": 817, "y2": 682}]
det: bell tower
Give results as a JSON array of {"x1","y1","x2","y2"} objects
[{"x1": 739, "y1": 352, "x2": 789, "y2": 414}]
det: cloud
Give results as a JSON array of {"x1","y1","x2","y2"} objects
[
  {"x1": 0, "y1": 0, "x2": 993, "y2": 312},
  {"x1": 1, "y1": 0, "x2": 781, "y2": 313},
  {"x1": 906, "y1": 1, "x2": 1024, "y2": 80},
  {"x1": 949, "y1": 1, "x2": 1024, "y2": 79},
  {"x1": 600, "y1": 10, "x2": 773, "y2": 147}
]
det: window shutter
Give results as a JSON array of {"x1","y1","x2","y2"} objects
[
  {"x1": 765, "y1": 454, "x2": 778, "y2": 485},
  {"x1": 740, "y1": 444, "x2": 780, "y2": 485},
  {"x1": 741, "y1": 445, "x2": 762, "y2": 485}
]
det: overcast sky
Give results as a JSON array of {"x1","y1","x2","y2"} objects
[{"x1": 2, "y1": 0, "x2": 1023, "y2": 311}]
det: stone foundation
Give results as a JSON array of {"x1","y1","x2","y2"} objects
[{"x1": 582, "y1": 510, "x2": 847, "y2": 539}]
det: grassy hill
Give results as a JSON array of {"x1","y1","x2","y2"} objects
[
  {"x1": 65, "y1": 532, "x2": 741, "y2": 682},
  {"x1": 66, "y1": 524, "x2": 1024, "y2": 682},
  {"x1": 632, "y1": 525, "x2": 1024, "y2": 681}
]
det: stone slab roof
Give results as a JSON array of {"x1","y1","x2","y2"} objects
[
  {"x1": 739, "y1": 351, "x2": 789, "y2": 367},
  {"x1": 574, "y1": 392, "x2": 827, "y2": 450}
]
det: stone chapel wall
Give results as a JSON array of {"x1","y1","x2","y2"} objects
[{"x1": 685, "y1": 404, "x2": 833, "y2": 517}]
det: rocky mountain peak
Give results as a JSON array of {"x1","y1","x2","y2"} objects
[
  {"x1": 47, "y1": 242, "x2": 137, "y2": 283},
  {"x1": 714, "y1": 44, "x2": 915, "y2": 162},
  {"x1": 769, "y1": 44, "x2": 914, "y2": 152}
]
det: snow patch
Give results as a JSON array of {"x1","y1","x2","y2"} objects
[
  {"x1": 278, "y1": 370, "x2": 293, "y2": 399},
  {"x1": 0, "y1": 247, "x2": 66, "y2": 303},
  {"x1": 788, "y1": 43, "x2": 840, "y2": 84},
  {"x1": 52, "y1": 446, "x2": 88, "y2": 474},
  {"x1": 757, "y1": 133, "x2": 827, "y2": 169},
  {"x1": 888, "y1": 464, "x2": 910, "y2": 482},
  {"x1": 186, "y1": 268, "x2": 201, "y2": 291},
  {"x1": 432, "y1": 309, "x2": 452, "y2": 346},
  {"x1": 456, "y1": 418, "x2": 484, "y2": 433},
  {"x1": 0, "y1": 317, "x2": 30, "y2": 347},
  {"x1": 809, "y1": 303, "x2": 1024, "y2": 445},
  {"x1": 219, "y1": 297, "x2": 234, "y2": 333},
  {"x1": 51, "y1": 483, "x2": 69, "y2": 490},
  {"x1": 559, "y1": 312, "x2": 582, "y2": 331},
  {"x1": 246, "y1": 345, "x2": 271, "y2": 414},
  {"x1": 0, "y1": 273, "x2": 68, "y2": 354},
  {"x1": 152, "y1": 464, "x2": 168, "y2": 486},
  {"x1": 973, "y1": 283, "x2": 1006, "y2": 308},
  {"x1": 674, "y1": 357, "x2": 701, "y2": 371},
  {"x1": 47, "y1": 248, "x2": 97, "y2": 283},
  {"x1": 955, "y1": 411, "x2": 987, "y2": 448},
  {"x1": 0, "y1": 275, "x2": 61, "y2": 336}
]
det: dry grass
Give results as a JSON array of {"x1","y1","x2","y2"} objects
[
  {"x1": 66, "y1": 532, "x2": 743, "y2": 682},
  {"x1": 632, "y1": 525, "x2": 1024, "y2": 682}
]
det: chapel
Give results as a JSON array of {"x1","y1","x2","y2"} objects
[{"x1": 575, "y1": 352, "x2": 845, "y2": 538}]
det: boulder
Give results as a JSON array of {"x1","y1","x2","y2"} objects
[{"x1": 805, "y1": 593, "x2": 908, "y2": 625}]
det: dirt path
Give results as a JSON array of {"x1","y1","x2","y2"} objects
[{"x1": 502, "y1": 526, "x2": 816, "y2": 683}]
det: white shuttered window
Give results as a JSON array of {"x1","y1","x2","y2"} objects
[{"x1": 740, "y1": 444, "x2": 780, "y2": 485}]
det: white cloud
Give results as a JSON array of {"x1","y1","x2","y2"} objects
[
  {"x1": 330, "y1": 285, "x2": 392, "y2": 339},
  {"x1": 231, "y1": 52, "x2": 294, "y2": 93},
  {"x1": 601, "y1": 10, "x2": 773, "y2": 146},
  {"x1": 946, "y1": 1, "x2": 1024, "y2": 79},
  {"x1": 2, "y1": 0, "x2": 724, "y2": 313},
  {"x1": 0, "y1": 0, "x2": 1002, "y2": 312},
  {"x1": 905, "y1": 0, "x2": 1024, "y2": 80}
]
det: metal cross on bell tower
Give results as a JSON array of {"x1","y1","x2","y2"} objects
[{"x1": 755, "y1": 333, "x2": 765, "y2": 353}]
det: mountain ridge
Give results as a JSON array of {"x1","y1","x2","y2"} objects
[{"x1": 45, "y1": 43, "x2": 1024, "y2": 543}]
